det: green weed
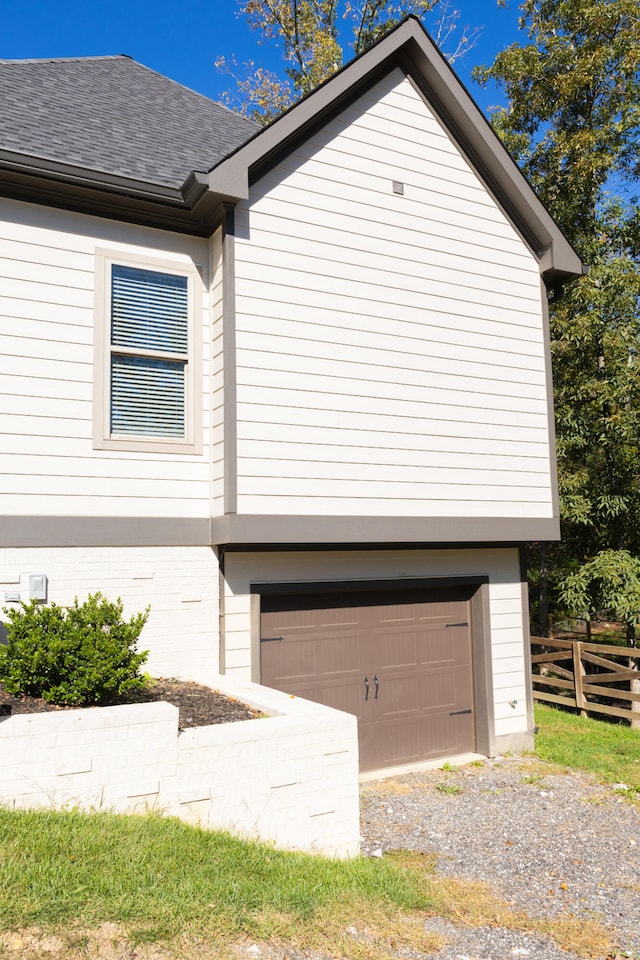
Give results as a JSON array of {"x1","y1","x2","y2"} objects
[{"x1": 434, "y1": 782, "x2": 463, "y2": 795}]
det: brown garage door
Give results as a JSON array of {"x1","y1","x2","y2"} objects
[{"x1": 260, "y1": 585, "x2": 475, "y2": 772}]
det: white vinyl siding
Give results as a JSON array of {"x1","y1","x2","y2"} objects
[
  {"x1": 0, "y1": 198, "x2": 210, "y2": 518},
  {"x1": 233, "y1": 70, "x2": 554, "y2": 519}
]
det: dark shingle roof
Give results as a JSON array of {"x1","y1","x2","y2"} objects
[{"x1": 0, "y1": 55, "x2": 258, "y2": 188}]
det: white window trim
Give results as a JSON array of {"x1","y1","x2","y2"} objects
[{"x1": 93, "y1": 249, "x2": 202, "y2": 455}]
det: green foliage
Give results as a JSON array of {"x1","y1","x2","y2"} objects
[
  {"x1": 434, "y1": 781, "x2": 463, "y2": 795},
  {"x1": 552, "y1": 206, "x2": 640, "y2": 556},
  {"x1": 559, "y1": 549, "x2": 640, "y2": 628},
  {"x1": 0, "y1": 593, "x2": 149, "y2": 706},
  {"x1": 473, "y1": 0, "x2": 640, "y2": 241},
  {"x1": 217, "y1": 0, "x2": 480, "y2": 123}
]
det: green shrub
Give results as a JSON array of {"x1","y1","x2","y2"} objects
[{"x1": 0, "y1": 593, "x2": 149, "y2": 706}]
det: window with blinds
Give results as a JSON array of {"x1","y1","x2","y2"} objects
[
  {"x1": 94, "y1": 251, "x2": 201, "y2": 454},
  {"x1": 110, "y1": 265, "x2": 189, "y2": 438}
]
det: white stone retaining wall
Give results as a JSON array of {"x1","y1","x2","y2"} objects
[{"x1": 0, "y1": 677, "x2": 360, "y2": 858}]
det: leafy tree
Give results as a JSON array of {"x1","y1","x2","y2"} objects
[
  {"x1": 475, "y1": 0, "x2": 640, "y2": 240},
  {"x1": 559, "y1": 548, "x2": 640, "y2": 727},
  {"x1": 475, "y1": 0, "x2": 640, "y2": 635},
  {"x1": 217, "y1": 0, "x2": 481, "y2": 122},
  {"x1": 559, "y1": 549, "x2": 640, "y2": 642}
]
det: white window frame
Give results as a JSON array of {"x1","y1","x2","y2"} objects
[{"x1": 93, "y1": 249, "x2": 202, "y2": 454}]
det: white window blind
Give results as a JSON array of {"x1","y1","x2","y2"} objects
[{"x1": 110, "y1": 265, "x2": 188, "y2": 438}]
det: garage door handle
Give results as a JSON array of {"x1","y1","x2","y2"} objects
[
  {"x1": 449, "y1": 709, "x2": 472, "y2": 716},
  {"x1": 261, "y1": 636, "x2": 284, "y2": 642},
  {"x1": 364, "y1": 676, "x2": 370, "y2": 701},
  {"x1": 446, "y1": 622, "x2": 469, "y2": 628},
  {"x1": 373, "y1": 675, "x2": 379, "y2": 699}
]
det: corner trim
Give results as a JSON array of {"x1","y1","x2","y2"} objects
[
  {"x1": 471, "y1": 581, "x2": 496, "y2": 758},
  {"x1": 541, "y1": 279, "x2": 560, "y2": 520},
  {"x1": 218, "y1": 546, "x2": 227, "y2": 675},
  {"x1": 222, "y1": 207, "x2": 238, "y2": 515},
  {"x1": 520, "y1": 545, "x2": 536, "y2": 739}
]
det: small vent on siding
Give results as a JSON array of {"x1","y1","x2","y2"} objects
[{"x1": 392, "y1": 180, "x2": 404, "y2": 195}]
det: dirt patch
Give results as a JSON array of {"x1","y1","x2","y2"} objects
[
  {"x1": 0, "y1": 925, "x2": 178, "y2": 960},
  {"x1": 0, "y1": 678, "x2": 263, "y2": 729}
]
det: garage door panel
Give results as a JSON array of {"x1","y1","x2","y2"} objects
[
  {"x1": 262, "y1": 638, "x2": 318, "y2": 684},
  {"x1": 419, "y1": 640, "x2": 471, "y2": 670},
  {"x1": 306, "y1": 679, "x2": 366, "y2": 718},
  {"x1": 316, "y1": 606, "x2": 360, "y2": 627},
  {"x1": 363, "y1": 719, "x2": 422, "y2": 766},
  {"x1": 377, "y1": 598, "x2": 463, "y2": 625},
  {"x1": 386, "y1": 721, "x2": 421, "y2": 764},
  {"x1": 377, "y1": 675, "x2": 419, "y2": 718},
  {"x1": 416, "y1": 599, "x2": 465, "y2": 621},
  {"x1": 264, "y1": 608, "x2": 316, "y2": 632},
  {"x1": 444, "y1": 623, "x2": 473, "y2": 651},
  {"x1": 316, "y1": 632, "x2": 361, "y2": 677},
  {"x1": 417, "y1": 669, "x2": 459, "y2": 711},
  {"x1": 262, "y1": 632, "x2": 361, "y2": 687},
  {"x1": 421, "y1": 715, "x2": 472, "y2": 757},
  {"x1": 376, "y1": 626, "x2": 470, "y2": 670},
  {"x1": 377, "y1": 630, "x2": 418, "y2": 668},
  {"x1": 416, "y1": 630, "x2": 457, "y2": 666},
  {"x1": 271, "y1": 677, "x2": 367, "y2": 720},
  {"x1": 376, "y1": 602, "x2": 422, "y2": 624}
]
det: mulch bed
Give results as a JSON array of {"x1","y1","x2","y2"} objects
[{"x1": 0, "y1": 678, "x2": 263, "y2": 730}]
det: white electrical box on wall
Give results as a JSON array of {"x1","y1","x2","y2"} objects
[{"x1": 29, "y1": 575, "x2": 48, "y2": 601}]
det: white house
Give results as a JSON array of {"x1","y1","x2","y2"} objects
[{"x1": 0, "y1": 18, "x2": 583, "y2": 773}]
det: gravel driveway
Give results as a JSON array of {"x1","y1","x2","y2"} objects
[{"x1": 360, "y1": 756, "x2": 640, "y2": 960}]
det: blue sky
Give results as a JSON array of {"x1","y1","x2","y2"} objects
[{"x1": 2, "y1": 1, "x2": 525, "y2": 117}]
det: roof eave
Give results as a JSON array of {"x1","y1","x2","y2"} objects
[
  {"x1": 0, "y1": 150, "x2": 227, "y2": 236},
  {"x1": 0, "y1": 149, "x2": 183, "y2": 201}
]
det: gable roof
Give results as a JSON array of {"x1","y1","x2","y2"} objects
[
  {"x1": 0, "y1": 55, "x2": 257, "y2": 188},
  {"x1": 0, "y1": 22, "x2": 583, "y2": 282},
  {"x1": 209, "y1": 17, "x2": 584, "y2": 284}
]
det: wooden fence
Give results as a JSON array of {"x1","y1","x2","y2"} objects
[{"x1": 530, "y1": 636, "x2": 640, "y2": 724}]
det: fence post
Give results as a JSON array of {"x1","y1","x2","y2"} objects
[
  {"x1": 629, "y1": 653, "x2": 640, "y2": 730},
  {"x1": 573, "y1": 641, "x2": 587, "y2": 717}
]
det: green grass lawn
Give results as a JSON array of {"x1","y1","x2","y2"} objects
[
  {"x1": 534, "y1": 702, "x2": 640, "y2": 792},
  {"x1": 0, "y1": 807, "x2": 441, "y2": 956}
]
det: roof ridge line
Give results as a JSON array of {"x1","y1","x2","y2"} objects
[{"x1": 0, "y1": 54, "x2": 132, "y2": 65}]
